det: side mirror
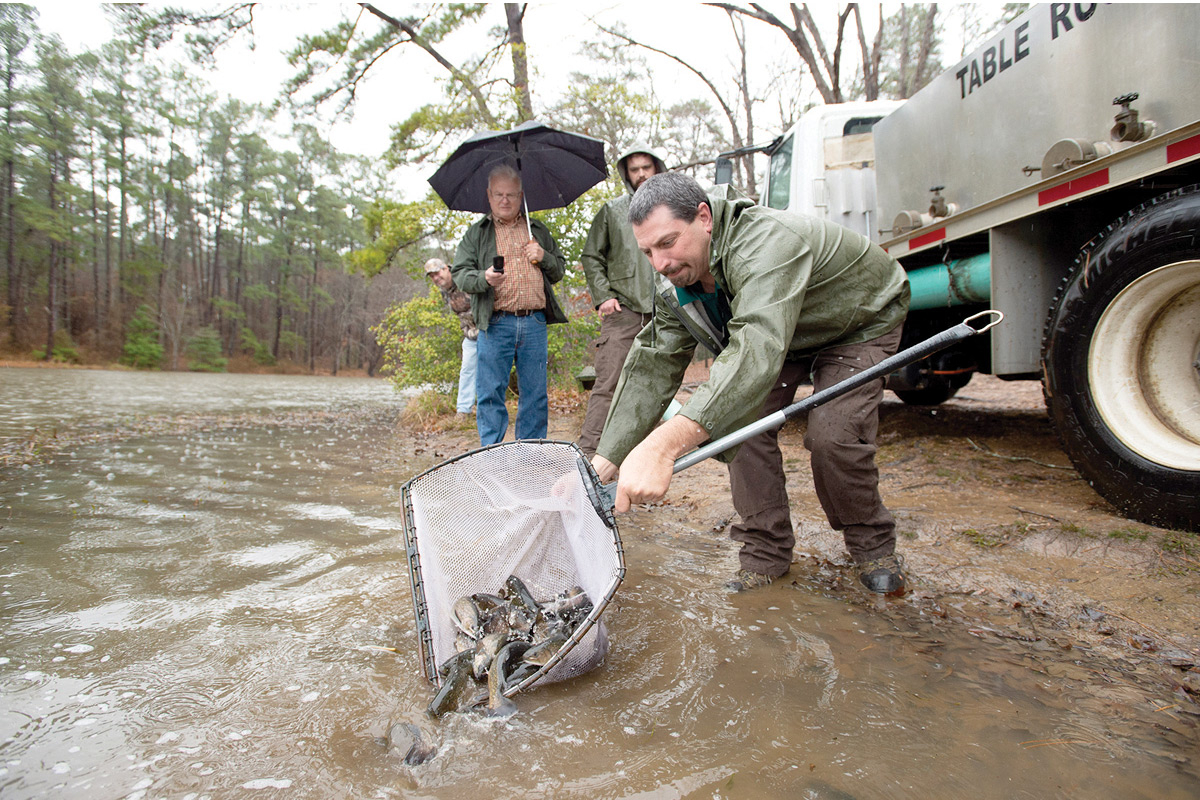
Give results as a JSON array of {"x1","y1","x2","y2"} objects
[{"x1": 714, "y1": 157, "x2": 733, "y2": 185}]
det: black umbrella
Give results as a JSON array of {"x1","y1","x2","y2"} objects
[{"x1": 428, "y1": 120, "x2": 608, "y2": 235}]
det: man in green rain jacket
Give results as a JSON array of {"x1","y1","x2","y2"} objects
[
  {"x1": 577, "y1": 143, "x2": 667, "y2": 457},
  {"x1": 592, "y1": 173, "x2": 910, "y2": 594}
]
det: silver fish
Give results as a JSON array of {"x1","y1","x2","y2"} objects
[
  {"x1": 472, "y1": 631, "x2": 509, "y2": 680},
  {"x1": 428, "y1": 651, "x2": 484, "y2": 718},
  {"x1": 452, "y1": 596, "x2": 480, "y2": 638},
  {"x1": 385, "y1": 722, "x2": 437, "y2": 765},
  {"x1": 523, "y1": 632, "x2": 569, "y2": 667}
]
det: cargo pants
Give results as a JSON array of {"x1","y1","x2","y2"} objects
[
  {"x1": 727, "y1": 325, "x2": 903, "y2": 576},
  {"x1": 577, "y1": 308, "x2": 653, "y2": 457}
]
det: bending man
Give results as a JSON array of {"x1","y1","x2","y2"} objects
[{"x1": 592, "y1": 173, "x2": 910, "y2": 594}]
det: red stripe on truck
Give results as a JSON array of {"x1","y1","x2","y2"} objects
[
  {"x1": 908, "y1": 227, "x2": 946, "y2": 249},
  {"x1": 1038, "y1": 169, "x2": 1110, "y2": 206},
  {"x1": 1167, "y1": 134, "x2": 1200, "y2": 163}
]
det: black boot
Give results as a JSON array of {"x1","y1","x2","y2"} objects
[{"x1": 856, "y1": 553, "x2": 906, "y2": 595}]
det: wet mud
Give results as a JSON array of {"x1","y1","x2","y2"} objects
[
  {"x1": 613, "y1": 375, "x2": 1200, "y2": 706},
  {"x1": 1, "y1": 368, "x2": 1196, "y2": 797}
]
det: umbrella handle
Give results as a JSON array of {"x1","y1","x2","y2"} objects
[{"x1": 522, "y1": 195, "x2": 540, "y2": 265}]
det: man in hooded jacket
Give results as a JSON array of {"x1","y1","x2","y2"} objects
[
  {"x1": 577, "y1": 144, "x2": 668, "y2": 457},
  {"x1": 592, "y1": 173, "x2": 911, "y2": 595}
]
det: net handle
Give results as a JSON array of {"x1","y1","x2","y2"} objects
[{"x1": 590, "y1": 310, "x2": 1002, "y2": 513}]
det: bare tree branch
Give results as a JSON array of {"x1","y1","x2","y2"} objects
[
  {"x1": 726, "y1": 11, "x2": 756, "y2": 195},
  {"x1": 798, "y1": 5, "x2": 835, "y2": 87},
  {"x1": 708, "y1": 3, "x2": 840, "y2": 103},
  {"x1": 913, "y1": 4, "x2": 938, "y2": 96},
  {"x1": 359, "y1": 3, "x2": 497, "y2": 126},
  {"x1": 829, "y1": 5, "x2": 853, "y2": 102},
  {"x1": 594, "y1": 21, "x2": 746, "y2": 156}
]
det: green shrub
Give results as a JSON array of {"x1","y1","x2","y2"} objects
[
  {"x1": 239, "y1": 326, "x2": 276, "y2": 366},
  {"x1": 548, "y1": 305, "x2": 599, "y2": 389},
  {"x1": 31, "y1": 329, "x2": 81, "y2": 364},
  {"x1": 185, "y1": 327, "x2": 227, "y2": 372},
  {"x1": 120, "y1": 305, "x2": 163, "y2": 369},
  {"x1": 373, "y1": 287, "x2": 461, "y2": 393}
]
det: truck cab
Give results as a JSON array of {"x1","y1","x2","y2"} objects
[{"x1": 762, "y1": 101, "x2": 903, "y2": 241}]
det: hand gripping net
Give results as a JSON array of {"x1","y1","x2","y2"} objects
[{"x1": 401, "y1": 440, "x2": 625, "y2": 694}]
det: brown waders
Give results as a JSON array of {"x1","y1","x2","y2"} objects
[{"x1": 577, "y1": 308, "x2": 652, "y2": 458}]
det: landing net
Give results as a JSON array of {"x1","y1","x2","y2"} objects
[{"x1": 401, "y1": 439, "x2": 624, "y2": 694}]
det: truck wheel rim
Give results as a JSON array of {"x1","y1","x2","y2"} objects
[{"x1": 1088, "y1": 260, "x2": 1200, "y2": 470}]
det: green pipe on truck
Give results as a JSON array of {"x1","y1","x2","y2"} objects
[{"x1": 905, "y1": 253, "x2": 991, "y2": 311}]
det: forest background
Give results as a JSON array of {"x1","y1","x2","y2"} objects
[{"x1": 0, "y1": 2, "x2": 1021, "y2": 393}]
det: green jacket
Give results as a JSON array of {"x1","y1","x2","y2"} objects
[
  {"x1": 580, "y1": 194, "x2": 656, "y2": 313},
  {"x1": 450, "y1": 214, "x2": 568, "y2": 333},
  {"x1": 596, "y1": 196, "x2": 910, "y2": 466},
  {"x1": 579, "y1": 144, "x2": 666, "y2": 314}
]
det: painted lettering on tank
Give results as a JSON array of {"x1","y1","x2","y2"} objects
[
  {"x1": 955, "y1": 4, "x2": 1098, "y2": 100},
  {"x1": 955, "y1": 21, "x2": 1030, "y2": 99}
]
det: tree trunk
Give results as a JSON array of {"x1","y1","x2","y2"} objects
[
  {"x1": 898, "y1": 5, "x2": 912, "y2": 97},
  {"x1": 307, "y1": 244, "x2": 317, "y2": 373},
  {"x1": 505, "y1": 4, "x2": 533, "y2": 122},
  {"x1": 103, "y1": 145, "x2": 114, "y2": 328},
  {"x1": 89, "y1": 128, "x2": 102, "y2": 336},
  {"x1": 118, "y1": 117, "x2": 129, "y2": 313},
  {"x1": 3, "y1": 45, "x2": 14, "y2": 337},
  {"x1": 275, "y1": 206, "x2": 291, "y2": 361},
  {"x1": 912, "y1": 4, "x2": 938, "y2": 95},
  {"x1": 45, "y1": 160, "x2": 57, "y2": 360},
  {"x1": 230, "y1": 209, "x2": 247, "y2": 354}
]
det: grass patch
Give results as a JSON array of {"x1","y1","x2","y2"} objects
[
  {"x1": 1059, "y1": 521, "x2": 1089, "y2": 536},
  {"x1": 961, "y1": 527, "x2": 1006, "y2": 547},
  {"x1": 899, "y1": 529, "x2": 919, "y2": 540},
  {"x1": 1107, "y1": 527, "x2": 1149, "y2": 542},
  {"x1": 961, "y1": 520, "x2": 1033, "y2": 548},
  {"x1": 1161, "y1": 531, "x2": 1198, "y2": 559},
  {"x1": 400, "y1": 390, "x2": 458, "y2": 431}
]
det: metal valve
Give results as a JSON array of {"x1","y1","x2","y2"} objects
[
  {"x1": 1112, "y1": 92, "x2": 1154, "y2": 142},
  {"x1": 928, "y1": 186, "x2": 957, "y2": 219}
]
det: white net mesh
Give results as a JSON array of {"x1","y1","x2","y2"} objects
[{"x1": 402, "y1": 440, "x2": 624, "y2": 693}]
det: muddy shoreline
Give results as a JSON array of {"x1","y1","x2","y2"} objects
[
  {"x1": 4, "y1": 371, "x2": 1197, "y2": 715},
  {"x1": 388, "y1": 373, "x2": 1200, "y2": 720}
]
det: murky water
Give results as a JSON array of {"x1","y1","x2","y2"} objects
[{"x1": 1, "y1": 368, "x2": 1197, "y2": 798}]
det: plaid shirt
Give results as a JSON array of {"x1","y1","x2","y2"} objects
[{"x1": 492, "y1": 216, "x2": 546, "y2": 313}]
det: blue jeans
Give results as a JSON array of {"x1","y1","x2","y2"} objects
[
  {"x1": 457, "y1": 336, "x2": 477, "y2": 414},
  {"x1": 475, "y1": 311, "x2": 549, "y2": 445}
]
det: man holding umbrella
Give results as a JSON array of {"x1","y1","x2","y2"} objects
[{"x1": 451, "y1": 164, "x2": 568, "y2": 445}]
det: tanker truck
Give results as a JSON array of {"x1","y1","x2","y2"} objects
[{"x1": 752, "y1": 3, "x2": 1200, "y2": 532}]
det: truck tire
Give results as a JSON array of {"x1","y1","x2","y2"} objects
[{"x1": 1042, "y1": 185, "x2": 1200, "y2": 532}]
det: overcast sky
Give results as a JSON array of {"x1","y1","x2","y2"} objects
[
  {"x1": 38, "y1": 4, "x2": 792, "y2": 146},
  {"x1": 33, "y1": 3, "x2": 977, "y2": 197}
]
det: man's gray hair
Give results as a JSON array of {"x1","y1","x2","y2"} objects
[
  {"x1": 628, "y1": 172, "x2": 708, "y2": 225},
  {"x1": 487, "y1": 163, "x2": 522, "y2": 190}
]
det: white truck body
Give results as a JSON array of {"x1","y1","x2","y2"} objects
[{"x1": 757, "y1": 3, "x2": 1200, "y2": 531}]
